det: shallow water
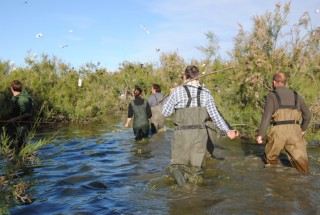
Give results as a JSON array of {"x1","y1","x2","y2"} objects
[{"x1": 8, "y1": 115, "x2": 320, "y2": 214}]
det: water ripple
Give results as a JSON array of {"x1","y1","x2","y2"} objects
[{"x1": 9, "y1": 120, "x2": 320, "y2": 214}]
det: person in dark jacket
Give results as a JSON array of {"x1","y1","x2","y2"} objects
[
  {"x1": 256, "y1": 72, "x2": 311, "y2": 173},
  {"x1": 125, "y1": 87, "x2": 152, "y2": 141},
  {"x1": 7, "y1": 80, "x2": 33, "y2": 149}
]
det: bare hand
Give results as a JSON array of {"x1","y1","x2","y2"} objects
[
  {"x1": 256, "y1": 136, "x2": 263, "y2": 144},
  {"x1": 227, "y1": 130, "x2": 239, "y2": 140}
]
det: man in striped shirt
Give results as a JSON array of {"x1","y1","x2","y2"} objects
[{"x1": 162, "y1": 65, "x2": 238, "y2": 185}]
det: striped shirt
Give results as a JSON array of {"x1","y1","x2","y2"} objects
[{"x1": 162, "y1": 80, "x2": 230, "y2": 134}]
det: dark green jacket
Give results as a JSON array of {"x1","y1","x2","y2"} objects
[{"x1": 11, "y1": 90, "x2": 33, "y2": 117}]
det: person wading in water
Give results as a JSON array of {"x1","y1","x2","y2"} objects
[
  {"x1": 125, "y1": 86, "x2": 152, "y2": 141},
  {"x1": 6, "y1": 80, "x2": 33, "y2": 149},
  {"x1": 147, "y1": 83, "x2": 165, "y2": 134},
  {"x1": 162, "y1": 65, "x2": 239, "y2": 185},
  {"x1": 256, "y1": 72, "x2": 311, "y2": 173}
]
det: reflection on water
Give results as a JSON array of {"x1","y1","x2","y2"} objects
[{"x1": 8, "y1": 115, "x2": 320, "y2": 214}]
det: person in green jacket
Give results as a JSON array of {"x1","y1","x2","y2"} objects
[
  {"x1": 125, "y1": 87, "x2": 152, "y2": 141},
  {"x1": 7, "y1": 80, "x2": 33, "y2": 148}
]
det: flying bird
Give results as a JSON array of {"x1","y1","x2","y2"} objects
[
  {"x1": 35, "y1": 33, "x2": 43, "y2": 38},
  {"x1": 68, "y1": 29, "x2": 73, "y2": 33},
  {"x1": 316, "y1": 9, "x2": 320, "y2": 13},
  {"x1": 58, "y1": 44, "x2": 68, "y2": 48},
  {"x1": 140, "y1": 24, "x2": 150, "y2": 34},
  {"x1": 156, "y1": 48, "x2": 160, "y2": 52}
]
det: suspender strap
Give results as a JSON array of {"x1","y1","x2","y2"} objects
[
  {"x1": 272, "y1": 120, "x2": 300, "y2": 126},
  {"x1": 273, "y1": 90, "x2": 281, "y2": 106},
  {"x1": 183, "y1": 85, "x2": 192, "y2": 108},
  {"x1": 197, "y1": 87, "x2": 201, "y2": 107},
  {"x1": 183, "y1": 85, "x2": 202, "y2": 108}
]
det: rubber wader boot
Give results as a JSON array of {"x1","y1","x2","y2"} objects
[{"x1": 171, "y1": 167, "x2": 186, "y2": 186}]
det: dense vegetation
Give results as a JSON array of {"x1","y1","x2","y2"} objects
[
  {"x1": 0, "y1": 2, "x2": 319, "y2": 140},
  {"x1": 0, "y1": 2, "x2": 319, "y2": 211}
]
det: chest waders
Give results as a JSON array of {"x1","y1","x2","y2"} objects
[
  {"x1": 131, "y1": 100, "x2": 150, "y2": 141},
  {"x1": 169, "y1": 86, "x2": 210, "y2": 185},
  {"x1": 265, "y1": 91, "x2": 309, "y2": 173},
  {"x1": 150, "y1": 94, "x2": 165, "y2": 134}
]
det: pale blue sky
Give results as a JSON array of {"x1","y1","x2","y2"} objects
[{"x1": 1, "y1": 0, "x2": 319, "y2": 71}]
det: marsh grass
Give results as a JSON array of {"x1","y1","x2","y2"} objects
[
  {"x1": 0, "y1": 124, "x2": 56, "y2": 210},
  {"x1": 0, "y1": 3, "x2": 317, "y2": 213}
]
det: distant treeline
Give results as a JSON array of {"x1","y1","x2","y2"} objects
[{"x1": 0, "y1": 2, "x2": 319, "y2": 140}]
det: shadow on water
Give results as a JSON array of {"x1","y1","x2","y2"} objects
[{"x1": 7, "y1": 115, "x2": 320, "y2": 214}]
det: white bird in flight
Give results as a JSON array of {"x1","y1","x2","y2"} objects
[
  {"x1": 316, "y1": 9, "x2": 320, "y2": 13},
  {"x1": 35, "y1": 33, "x2": 43, "y2": 38},
  {"x1": 68, "y1": 29, "x2": 73, "y2": 33},
  {"x1": 58, "y1": 44, "x2": 68, "y2": 48},
  {"x1": 140, "y1": 24, "x2": 150, "y2": 34}
]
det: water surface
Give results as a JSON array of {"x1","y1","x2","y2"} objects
[{"x1": 9, "y1": 115, "x2": 320, "y2": 214}]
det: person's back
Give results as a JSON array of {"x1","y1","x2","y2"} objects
[
  {"x1": 257, "y1": 72, "x2": 311, "y2": 173},
  {"x1": 131, "y1": 97, "x2": 149, "y2": 132},
  {"x1": 148, "y1": 84, "x2": 165, "y2": 133},
  {"x1": 12, "y1": 90, "x2": 33, "y2": 119},
  {"x1": 148, "y1": 93, "x2": 164, "y2": 107},
  {"x1": 8, "y1": 80, "x2": 33, "y2": 149},
  {"x1": 162, "y1": 66, "x2": 238, "y2": 185},
  {"x1": 125, "y1": 87, "x2": 152, "y2": 141}
]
